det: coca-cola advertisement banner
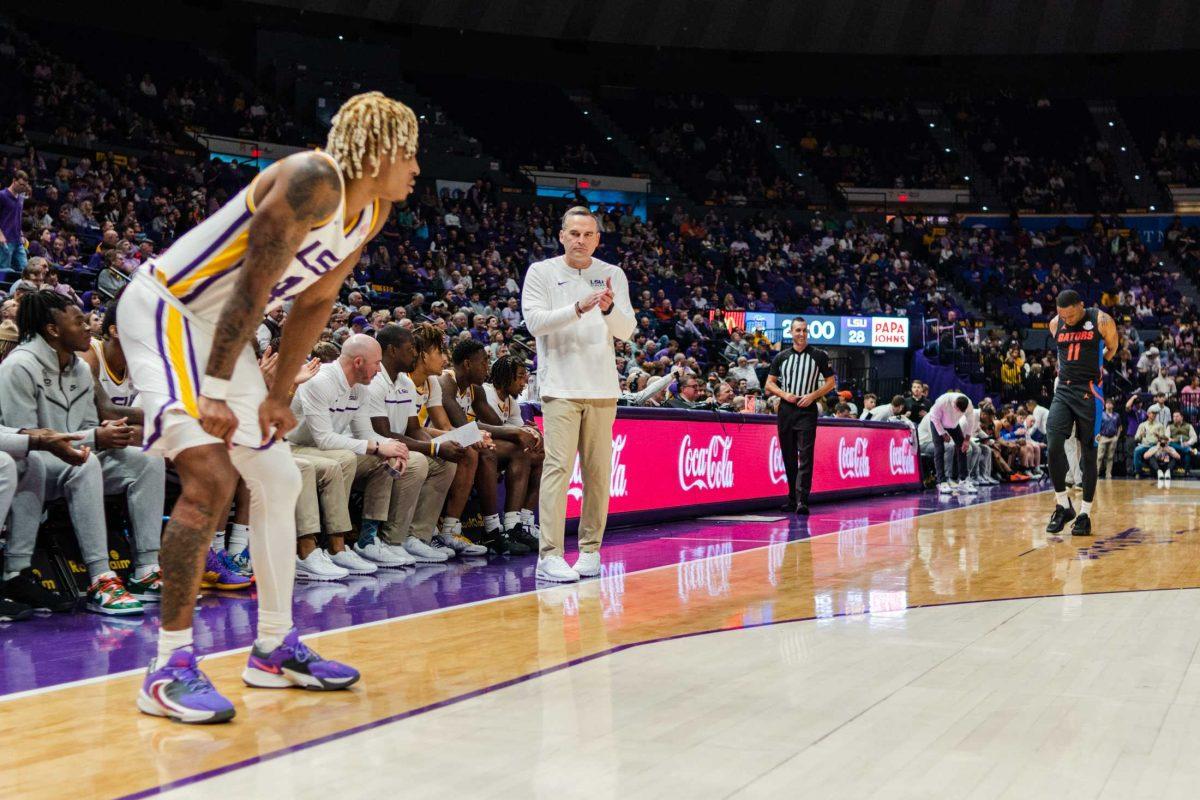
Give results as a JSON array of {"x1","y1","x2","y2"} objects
[{"x1": 532, "y1": 410, "x2": 921, "y2": 522}]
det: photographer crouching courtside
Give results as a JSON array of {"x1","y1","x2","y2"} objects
[{"x1": 521, "y1": 206, "x2": 635, "y2": 583}]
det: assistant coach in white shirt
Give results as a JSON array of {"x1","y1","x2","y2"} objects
[{"x1": 521, "y1": 206, "x2": 634, "y2": 583}]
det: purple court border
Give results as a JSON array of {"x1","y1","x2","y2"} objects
[{"x1": 113, "y1": 581, "x2": 1193, "y2": 800}]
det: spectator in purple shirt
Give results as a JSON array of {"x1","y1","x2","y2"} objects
[
  {"x1": 470, "y1": 314, "x2": 490, "y2": 344},
  {"x1": 0, "y1": 171, "x2": 30, "y2": 272}
]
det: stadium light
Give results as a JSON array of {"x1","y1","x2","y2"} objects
[
  {"x1": 583, "y1": 110, "x2": 589, "y2": 116},
  {"x1": 606, "y1": 136, "x2": 613, "y2": 141},
  {"x1": 928, "y1": 123, "x2": 935, "y2": 128},
  {"x1": 964, "y1": 176, "x2": 970, "y2": 181},
  {"x1": 754, "y1": 118, "x2": 762, "y2": 124},
  {"x1": 775, "y1": 144, "x2": 781, "y2": 149},
  {"x1": 1150, "y1": 205, "x2": 1157, "y2": 210},
  {"x1": 944, "y1": 147, "x2": 951, "y2": 153},
  {"x1": 1120, "y1": 146, "x2": 1126, "y2": 152},
  {"x1": 338, "y1": 35, "x2": 344, "y2": 40},
  {"x1": 797, "y1": 172, "x2": 804, "y2": 177},
  {"x1": 665, "y1": 196, "x2": 671, "y2": 201},
  {"x1": 1135, "y1": 174, "x2": 1141, "y2": 180},
  {"x1": 1108, "y1": 121, "x2": 1114, "y2": 127},
  {"x1": 982, "y1": 205, "x2": 989, "y2": 211}
]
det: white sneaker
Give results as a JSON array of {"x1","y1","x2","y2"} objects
[
  {"x1": 354, "y1": 540, "x2": 414, "y2": 568},
  {"x1": 572, "y1": 551, "x2": 601, "y2": 577},
  {"x1": 295, "y1": 549, "x2": 349, "y2": 582},
  {"x1": 435, "y1": 528, "x2": 488, "y2": 556},
  {"x1": 958, "y1": 480, "x2": 979, "y2": 494},
  {"x1": 1157, "y1": 477, "x2": 1165, "y2": 488},
  {"x1": 381, "y1": 540, "x2": 418, "y2": 567},
  {"x1": 329, "y1": 547, "x2": 378, "y2": 575},
  {"x1": 403, "y1": 535, "x2": 450, "y2": 563},
  {"x1": 535, "y1": 555, "x2": 579, "y2": 583},
  {"x1": 427, "y1": 535, "x2": 459, "y2": 558},
  {"x1": 937, "y1": 482, "x2": 956, "y2": 494}
]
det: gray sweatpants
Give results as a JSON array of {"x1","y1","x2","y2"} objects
[
  {"x1": 4, "y1": 447, "x2": 165, "y2": 580},
  {"x1": 967, "y1": 442, "x2": 992, "y2": 480}
]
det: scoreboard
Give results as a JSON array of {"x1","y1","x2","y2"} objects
[{"x1": 737, "y1": 313, "x2": 910, "y2": 349}]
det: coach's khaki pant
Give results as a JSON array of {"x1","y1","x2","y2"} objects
[
  {"x1": 293, "y1": 450, "x2": 357, "y2": 537},
  {"x1": 539, "y1": 397, "x2": 618, "y2": 558},
  {"x1": 381, "y1": 452, "x2": 457, "y2": 544},
  {"x1": 290, "y1": 446, "x2": 402, "y2": 531}
]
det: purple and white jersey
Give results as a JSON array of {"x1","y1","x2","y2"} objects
[{"x1": 137, "y1": 151, "x2": 377, "y2": 324}]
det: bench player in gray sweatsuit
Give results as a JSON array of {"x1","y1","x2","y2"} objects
[{"x1": 0, "y1": 291, "x2": 165, "y2": 615}]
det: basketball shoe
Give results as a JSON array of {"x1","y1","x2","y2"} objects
[
  {"x1": 137, "y1": 647, "x2": 236, "y2": 724},
  {"x1": 1045, "y1": 501, "x2": 1076, "y2": 534},
  {"x1": 201, "y1": 550, "x2": 252, "y2": 591},
  {"x1": 242, "y1": 629, "x2": 360, "y2": 690},
  {"x1": 86, "y1": 573, "x2": 144, "y2": 615}
]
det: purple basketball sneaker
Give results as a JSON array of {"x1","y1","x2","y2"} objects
[
  {"x1": 242, "y1": 629, "x2": 360, "y2": 690},
  {"x1": 137, "y1": 647, "x2": 236, "y2": 724}
]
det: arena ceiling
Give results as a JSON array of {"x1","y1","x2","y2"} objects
[{"x1": 242, "y1": 0, "x2": 1195, "y2": 55}]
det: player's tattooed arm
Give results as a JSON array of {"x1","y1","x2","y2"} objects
[
  {"x1": 204, "y1": 154, "x2": 341, "y2": 383},
  {"x1": 1097, "y1": 310, "x2": 1119, "y2": 361},
  {"x1": 1048, "y1": 315, "x2": 1059, "y2": 337}
]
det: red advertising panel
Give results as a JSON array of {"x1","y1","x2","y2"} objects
[{"x1": 533, "y1": 411, "x2": 920, "y2": 521}]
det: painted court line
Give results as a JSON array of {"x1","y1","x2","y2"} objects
[
  {"x1": 1, "y1": 489, "x2": 1043, "y2": 705},
  {"x1": 117, "y1": 580, "x2": 1188, "y2": 800}
]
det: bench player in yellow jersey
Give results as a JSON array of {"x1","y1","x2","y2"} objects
[{"x1": 122, "y1": 92, "x2": 420, "y2": 723}]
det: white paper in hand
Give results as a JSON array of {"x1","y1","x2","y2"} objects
[{"x1": 432, "y1": 422, "x2": 482, "y2": 448}]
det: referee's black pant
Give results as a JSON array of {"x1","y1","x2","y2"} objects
[{"x1": 778, "y1": 405, "x2": 819, "y2": 505}]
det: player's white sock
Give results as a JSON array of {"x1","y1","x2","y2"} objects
[
  {"x1": 503, "y1": 511, "x2": 521, "y2": 530},
  {"x1": 520, "y1": 509, "x2": 535, "y2": 527},
  {"x1": 1080, "y1": 501, "x2": 1092, "y2": 515},
  {"x1": 132, "y1": 564, "x2": 159, "y2": 581},
  {"x1": 483, "y1": 513, "x2": 501, "y2": 532},
  {"x1": 227, "y1": 523, "x2": 250, "y2": 554},
  {"x1": 1055, "y1": 491, "x2": 1070, "y2": 508},
  {"x1": 211, "y1": 530, "x2": 226, "y2": 553},
  {"x1": 440, "y1": 517, "x2": 460, "y2": 535},
  {"x1": 157, "y1": 627, "x2": 193, "y2": 664}
]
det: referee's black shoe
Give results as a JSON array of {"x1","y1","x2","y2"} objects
[
  {"x1": 1046, "y1": 501, "x2": 1076, "y2": 534},
  {"x1": 1070, "y1": 513, "x2": 1092, "y2": 537},
  {"x1": 796, "y1": 503, "x2": 810, "y2": 516}
]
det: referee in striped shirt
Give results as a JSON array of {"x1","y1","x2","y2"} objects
[{"x1": 765, "y1": 317, "x2": 837, "y2": 514}]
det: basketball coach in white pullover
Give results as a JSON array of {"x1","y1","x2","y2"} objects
[{"x1": 522, "y1": 206, "x2": 634, "y2": 583}]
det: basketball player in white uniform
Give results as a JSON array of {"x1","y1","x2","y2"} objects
[
  {"x1": 123, "y1": 92, "x2": 421, "y2": 724},
  {"x1": 82, "y1": 298, "x2": 139, "y2": 411}
]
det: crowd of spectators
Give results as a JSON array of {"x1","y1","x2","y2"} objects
[
  {"x1": 769, "y1": 99, "x2": 960, "y2": 190},
  {"x1": 948, "y1": 95, "x2": 1130, "y2": 213}
]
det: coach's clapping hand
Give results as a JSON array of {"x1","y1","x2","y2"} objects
[
  {"x1": 598, "y1": 277, "x2": 615, "y2": 312},
  {"x1": 576, "y1": 290, "x2": 606, "y2": 315}
]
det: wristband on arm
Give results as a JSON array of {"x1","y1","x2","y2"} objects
[{"x1": 200, "y1": 376, "x2": 230, "y2": 400}]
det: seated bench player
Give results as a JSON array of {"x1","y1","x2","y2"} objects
[{"x1": 440, "y1": 341, "x2": 540, "y2": 552}]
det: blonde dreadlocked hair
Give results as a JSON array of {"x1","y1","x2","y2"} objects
[{"x1": 325, "y1": 91, "x2": 419, "y2": 180}]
